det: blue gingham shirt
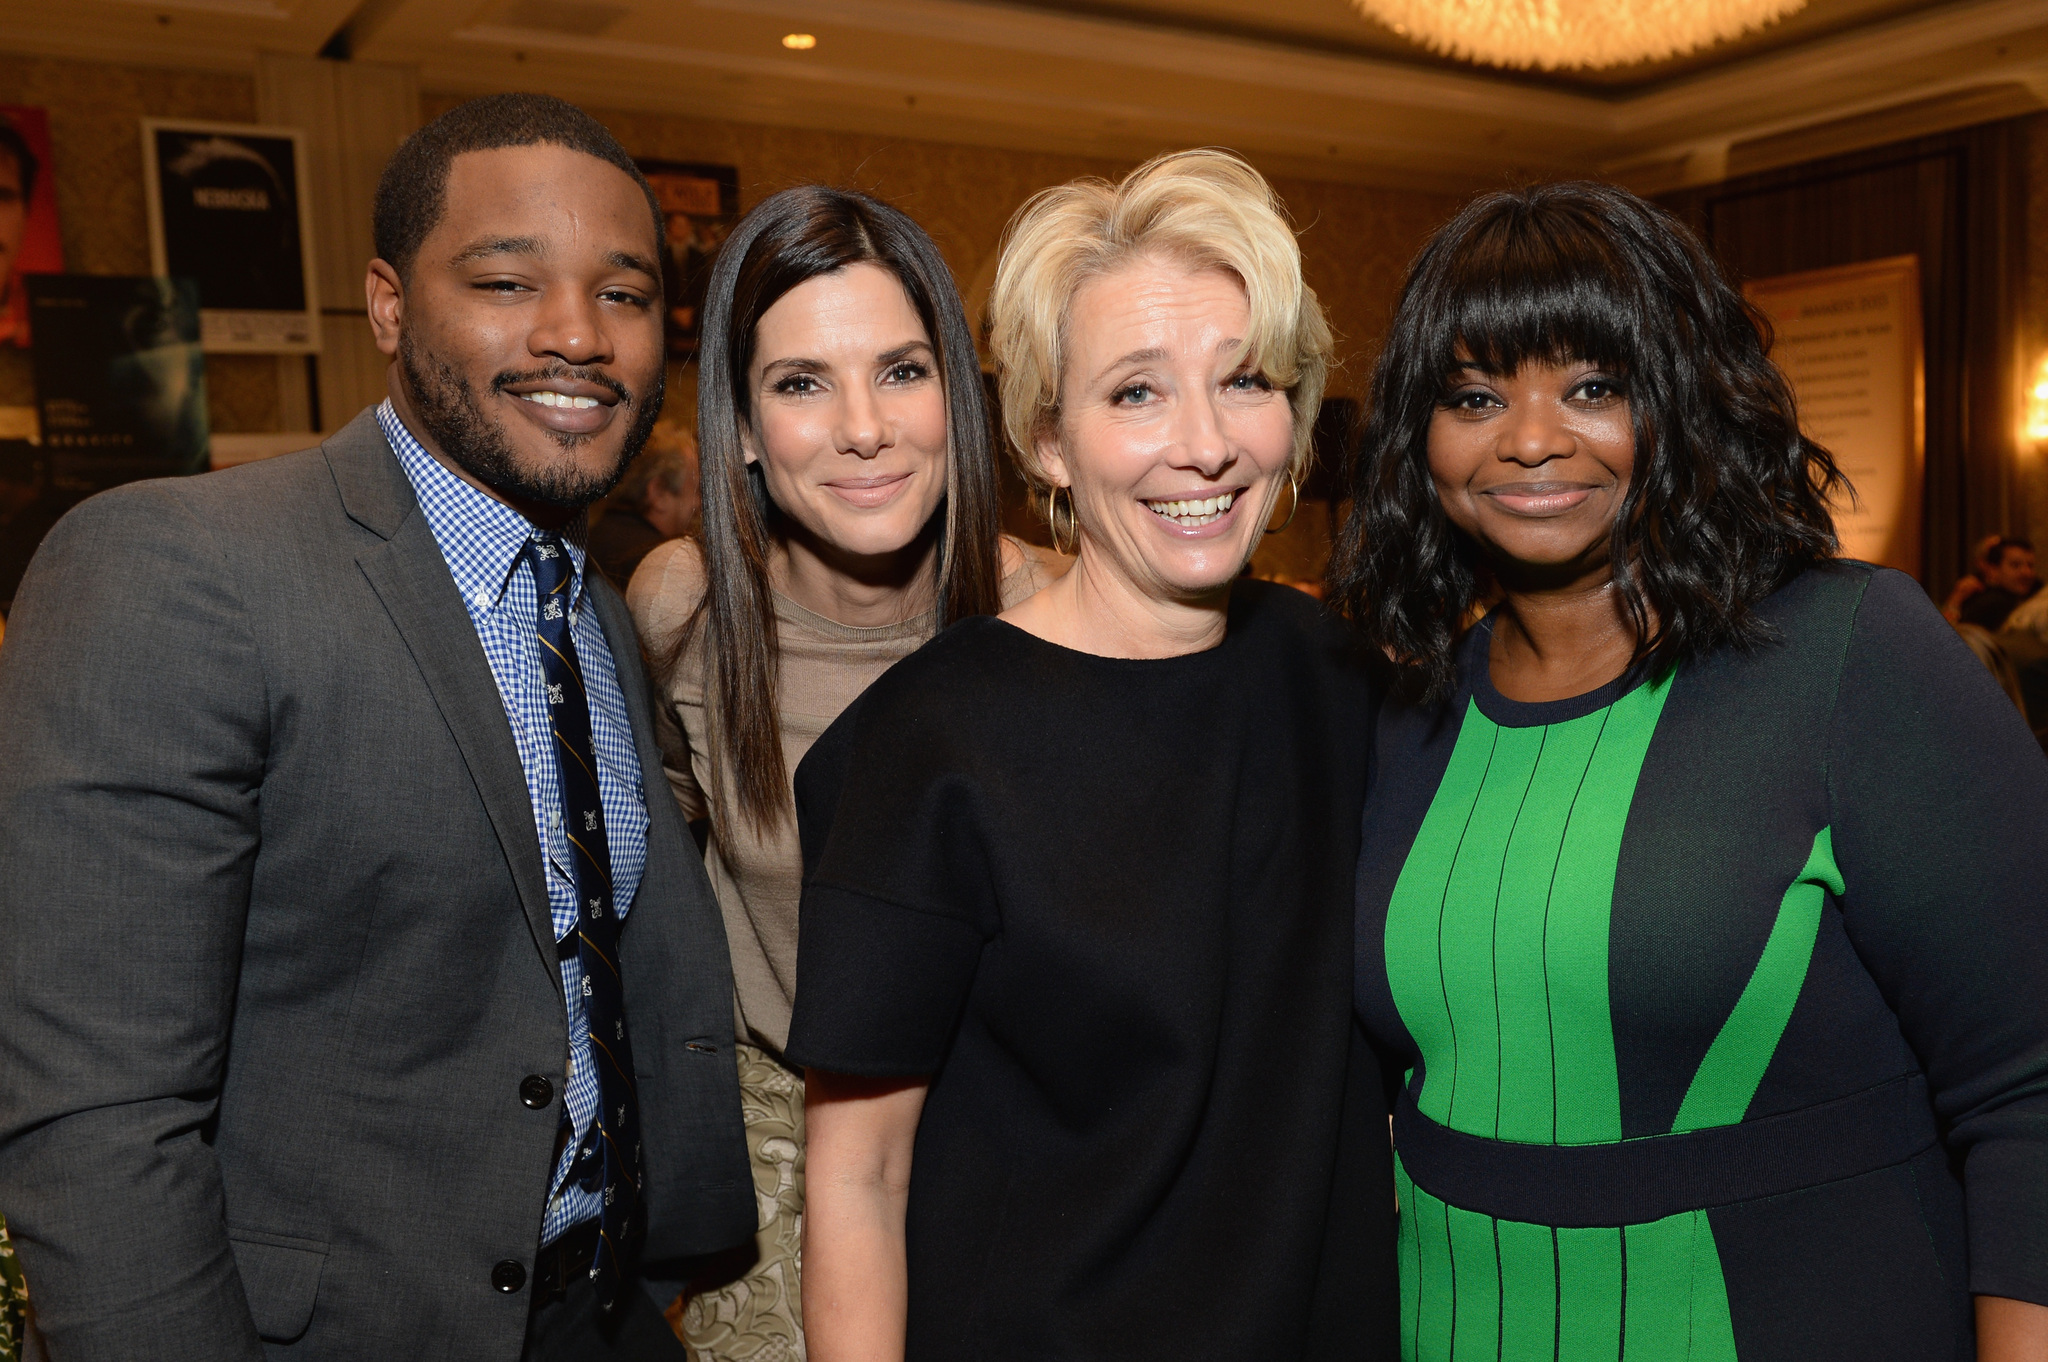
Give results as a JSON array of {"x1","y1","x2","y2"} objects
[{"x1": 379, "y1": 402, "x2": 651, "y2": 1247}]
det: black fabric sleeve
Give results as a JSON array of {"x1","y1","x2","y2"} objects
[
  {"x1": 1824, "y1": 569, "x2": 2048, "y2": 1305},
  {"x1": 0, "y1": 482, "x2": 268, "y2": 1358},
  {"x1": 785, "y1": 668, "x2": 994, "y2": 1077}
]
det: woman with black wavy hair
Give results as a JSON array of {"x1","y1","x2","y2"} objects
[{"x1": 1331, "y1": 181, "x2": 2048, "y2": 1361}]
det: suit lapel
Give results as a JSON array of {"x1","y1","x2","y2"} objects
[{"x1": 329, "y1": 411, "x2": 562, "y2": 991}]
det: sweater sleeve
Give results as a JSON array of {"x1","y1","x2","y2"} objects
[
  {"x1": 625, "y1": 540, "x2": 709, "y2": 825},
  {"x1": 1824, "y1": 568, "x2": 2048, "y2": 1304}
]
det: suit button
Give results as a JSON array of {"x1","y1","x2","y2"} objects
[
  {"x1": 520, "y1": 1075, "x2": 554, "y2": 1109},
  {"x1": 491, "y1": 1260, "x2": 526, "y2": 1293}
]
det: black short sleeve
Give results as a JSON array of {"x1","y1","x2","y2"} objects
[{"x1": 787, "y1": 668, "x2": 997, "y2": 1077}]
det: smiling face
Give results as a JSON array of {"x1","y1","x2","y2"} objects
[
  {"x1": 1427, "y1": 356, "x2": 1635, "y2": 590},
  {"x1": 367, "y1": 142, "x2": 665, "y2": 517},
  {"x1": 1041, "y1": 256, "x2": 1295, "y2": 604},
  {"x1": 1984, "y1": 544, "x2": 2038, "y2": 596},
  {"x1": 743, "y1": 262, "x2": 950, "y2": 564}
]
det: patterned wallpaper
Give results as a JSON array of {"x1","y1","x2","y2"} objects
[{"x1": 419, "y1": 93, "x2": 1467, "y2": 422}]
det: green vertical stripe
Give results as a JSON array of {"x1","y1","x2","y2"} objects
[
  {"x1": 1416, "y1": 1181, "x2": 1456, "y2": 1360},
  {"x1": 1546, "y1": 675, "x2": 1672, "y2": 1145},
  {"x1": 1688, "y1": 1213, "x2": 1740, "y2": 1361},
  {"x1": 1440, "y1": 723, "x2": 1549, "y2": 1134},
  {"x1": 1492, "y1": 717, "x2": 1606, "y2": 1144},
  {"x1": 1556, "y1": 1227, "x2": 1622, "y2": 1362},
  {"x1": 1671, "y1": 827, "x2": 1842, "y2": 1133},
  {"x1": 1448, "y1": 1202, "x2": 1502, "y2": 1359},
  {"x1": 1398, "y1": 1160, "x2": 1422, "y2": 1361},
  {"x1": 1623, "y1": 1214, "x2": 1696, "y2": 1358},
  {"x1": 1496, "y1": 1218, "x2": 1558, "y2": 1359},
  {"x1": 1387, "y1": 709, "x2": 1500, "y2": 1129}
]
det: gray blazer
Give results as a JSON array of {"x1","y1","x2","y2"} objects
[{"x1": 0, "y1": 409, "x2": 755, "y2": 1359}]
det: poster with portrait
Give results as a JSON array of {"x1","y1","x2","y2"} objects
[
  {"x1": 1745, "y1": 256, "x2": 1924, "y2": 575},
  {"x1": 142, "y1": 119, "x2": 320, "y2": 353},
  {"x1": 637, "y1": 160, "x2": 739, "y2": 357},
  {"x1": 0, "y1": 106, "x2": 66, "y2": 348}
]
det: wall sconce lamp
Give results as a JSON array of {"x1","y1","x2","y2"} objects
[{"x1": 2028, "y1": 351, "x2": 2048, "y2": 445}]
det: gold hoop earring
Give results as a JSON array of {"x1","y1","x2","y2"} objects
[
  {"x1": 1264, "y1": 473, "x2": 1301, "y2": 536},
  {"x1": 1047, "y1": 485, "x2": 1077, "y2": 556}
]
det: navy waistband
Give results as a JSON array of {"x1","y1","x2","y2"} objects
[{"x1": 1393, "y1": 1072, "x2": 1938, "y2": 1228}]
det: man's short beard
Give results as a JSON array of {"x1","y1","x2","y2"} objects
[{"x1": 397, "y1": 329, "x2": 663, "y2": 512}]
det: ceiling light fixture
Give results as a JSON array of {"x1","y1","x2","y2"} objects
[
  {"x1": 1352, "y1": 0, "x2": 1809, "y2": 71},
  {"x1": 781, "y1": 32, "x2": 817, "y2": 49}
]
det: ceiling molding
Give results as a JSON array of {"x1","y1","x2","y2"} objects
[
  {"x1": 3, "y1": 0, "x2": 2046, "y2": 194},
  {"x1": 1612, "y1": 0, "x2": 2048, "y2": 131},
  {"x1": 444, "y1": 21, "x2": 1548, "y2": 184}
]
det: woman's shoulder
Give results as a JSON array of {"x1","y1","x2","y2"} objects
[
  {"x1": 624, "y1": 535, "x2": 707, "y2": 635},
  {"x1": 997, "y1": 533, "x2": 1071, "y2": 608},
  {"x1": 1754, "y1": 560, "x2": 1942, "y2": 654}
]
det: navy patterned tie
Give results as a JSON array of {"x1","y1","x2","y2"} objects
[{"x1": 528, "y1": 532, "x2": 642, "y2": 1310}]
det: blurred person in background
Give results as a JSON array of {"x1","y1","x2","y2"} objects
[
  {"x1": 589, "y1": 422, "x2": 700, "y2": 587},
  {"x1": 626, "y1": 184, "x2": 1062, "y2": 1360},
  {"x1": 1944, "y1": 534, "x2": 2039, "y2": 631}
]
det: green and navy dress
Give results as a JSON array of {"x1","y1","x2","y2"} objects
[{"x1": 1354, "y1": 564, "x2": 2048, "y2": 1361}]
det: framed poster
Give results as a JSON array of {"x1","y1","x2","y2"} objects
[
  {"x1": 637, "y1": 160, "x2": 738, "y2": 357},
  {"x1": 27, "y1": 274, "x2": 209, "y2": 478},
  {"x1": 0, "y1": 106, "x2": 64, "y2": 348},
  {"x1": 142, "y1": 119, "x2": 320, "y2": 353},
  {"x1": 1745, "y1": 255, "x2": 1924, "y2": 575}
]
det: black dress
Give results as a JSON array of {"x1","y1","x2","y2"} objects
[
  {"x1": 1353, "y1": 564, "x2": 2048, "y2": 1361},
  {"x1": 785, "y1": 580, "x2": 1398, "y2": 1361}
]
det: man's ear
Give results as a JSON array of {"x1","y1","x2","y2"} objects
[{"x1": 365, "y1": 259, "x2": 404, "y2": 358}]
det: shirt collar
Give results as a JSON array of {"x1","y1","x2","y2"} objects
[{"x1": 378, "y1": 399, "x2": 590, "y2": 615}]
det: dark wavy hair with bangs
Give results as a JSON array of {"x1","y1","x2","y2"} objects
[{"x1": 1328, "y1": 180, "x2": 1845, "y2": 699}]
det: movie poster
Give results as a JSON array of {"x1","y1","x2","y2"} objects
[
  {"x1": 637, "y1": 160, "x2": 739, "y2": 357},
  {"x1": 143, "y1": 119, "x2": 320, "y2": 353},
  {"x1": 28, "y1": 274, "x2": 210, "y2": 479},
  {"x1": 0, "y1": 106, "x2": 65, "y2": 348}
]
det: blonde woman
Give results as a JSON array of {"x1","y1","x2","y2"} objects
[
  {"x1": 627, "y1": 185, "x2": 1062, "y2": 1356},
  {"x1": 785, "y1": 151, "x2": 1398, "y2": 1361}
]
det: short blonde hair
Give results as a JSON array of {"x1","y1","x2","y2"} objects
[{"x1": 989, "y1": 149, "x2": 1332, "y2": 493}]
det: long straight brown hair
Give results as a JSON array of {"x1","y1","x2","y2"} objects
[{"x1": 660, "y1": 186, "x2": 1005, "y2": 833}]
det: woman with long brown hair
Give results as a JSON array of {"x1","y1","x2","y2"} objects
[{"x1": 626, "y1": 185, "x2": 1061, "y2": 1356}]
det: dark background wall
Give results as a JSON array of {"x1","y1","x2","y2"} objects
[{"x1": 1661, "y1": 119, "x2": 2038, "y2": 596}]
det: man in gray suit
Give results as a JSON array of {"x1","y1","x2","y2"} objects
[{"x1": 0, "y1": 95, "x2": 754, "y2": 1359}]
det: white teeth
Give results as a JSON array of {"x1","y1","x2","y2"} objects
[
  {"x1": 1144, "y1": 490, "x2": 1235, "y2": 525},
  {"x1": 519, "y1": 391, "x2": 600, "y2": 409}
]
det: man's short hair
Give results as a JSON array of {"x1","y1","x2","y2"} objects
[
  {"x1": 1980, "y1": 535, "x2": 2036, "y2": 569},
  {"x1": 373, "y1": 93, "x2": 661, "y2": 280},
  {"x1": 0, "y1": 118, "x2": 39, "y2": 205}
]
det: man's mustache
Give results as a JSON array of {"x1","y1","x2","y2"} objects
[{"x1": 490, "y1": 365, "x2": 634, "y2": 406}]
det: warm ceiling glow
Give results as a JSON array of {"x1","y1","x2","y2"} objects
[
  {"x1": 1353, "y1": 0, "x2": 1809, "y2": 70},
  {"x1": 2026, "y1": 352, "x2": 2048, "y2": 444},
  {"x1": 781, "y1": 32, "x2": 817, "y2": 49}
]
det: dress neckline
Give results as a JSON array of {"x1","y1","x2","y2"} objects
[{"x1": 1464, "y1": 612, "x2": 1653, "y2": 729}]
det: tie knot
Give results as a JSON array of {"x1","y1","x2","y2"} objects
[{"x1": 528, "y1": 533, "x2": 572, "y2": 597}]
